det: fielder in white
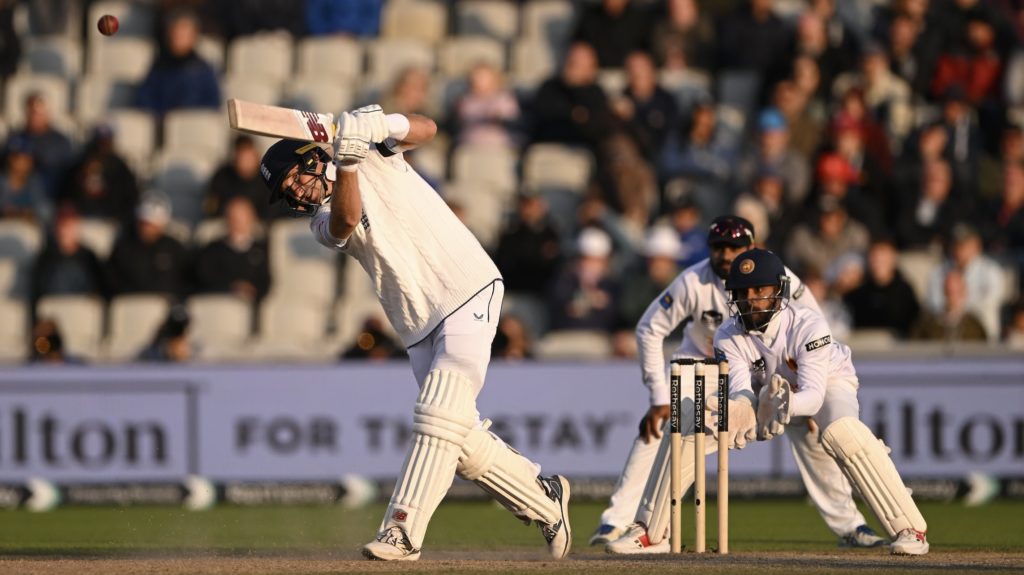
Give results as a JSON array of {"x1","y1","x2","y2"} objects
[
  {"x1": 598, "y1": 216, "x2": 887, "y2": 553},
  {"x1": 715, "y1": 248, "x2": 929, "y2": 555},
  {"x1": 258, "y1": 106, "x2": 571, "y2": 561}
]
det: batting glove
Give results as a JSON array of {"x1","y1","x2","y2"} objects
[
  {"x1": 756, "y1": 374, "x2": 793, "y2": 441},
  {"x1": 352, "y1": 104, "x2": 390, "y2": 143},
  {"x1": 333, "y1": 112, "x2": 370, "y2": 172}
]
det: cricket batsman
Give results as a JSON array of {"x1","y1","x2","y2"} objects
[{"x1": 258, "y1": 105, "x2": 571, "y2": 561}]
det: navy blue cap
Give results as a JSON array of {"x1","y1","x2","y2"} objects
[{"x1": 726, "y1": 248, "x2": 786, "y2": 291}]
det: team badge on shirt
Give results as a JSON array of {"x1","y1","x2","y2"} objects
[
  {"x1": 659, "y1": 292, "x2": 674, "y2": 309},
  {"x1": 805, "y1": 335, "x2": 831, "y2": 351}
]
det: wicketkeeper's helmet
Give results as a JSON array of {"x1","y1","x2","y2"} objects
[{"x1": 725, "y1": 248, "x2": 790, "y2": 332}]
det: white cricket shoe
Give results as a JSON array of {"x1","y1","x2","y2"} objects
[
  {"x1": 838, "y1": 524, "x2": 887, "y2": 548},
  {"x1": 605, "y1": 522, "x2": 670, "y2": 555},
  {"x1": 537, "y1": 475, "x2": 572, "y2": 559},
  {"x1": 589, "y1": 523, "x2": 626, "y2": 546},
  {"x1": 890, "y1": 529, "x2": 929, "y2": 555},
  {"x1": 361, "y1": 526, "x2": 421, "y2": 561}
]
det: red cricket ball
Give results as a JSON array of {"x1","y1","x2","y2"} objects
[{"x1": 97, "y1": 14, "x2": 119, "y2": 36}]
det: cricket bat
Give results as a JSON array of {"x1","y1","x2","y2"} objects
[{"x1": 227, "y1": 99, "x2": 336, "y2": 143}]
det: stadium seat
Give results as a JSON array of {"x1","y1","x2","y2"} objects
[
  {"x1": 36, "y1": 295, "x2": 105, "y2": 361},
  {"x1": 455, "y1": 0, "x2": 520, "y2": 41},
  {"x1": 659, "y1": 69, "x2": 713, "y2": 112},
  {"x1": 284, "y1": 75, "x2": 355, "y2": 118},
  {"x1": 450, "y1": 143, "x2": 519, "y2": 201},
  {"x1": 522, "y1": 143, "x2": 592, "y2": 193},
  {"x1": 334, "y1": 260, "x2": 395, "y2": 352},
  {"x1": 366, "y1": 38, "x2": 436, "y2": 87},
  {"x1": 87, "y1": 37, "x2": 156, "y2": 82},
  {"x1": 76, "y1": 75, "x2": 136, "y2": 124},
  {"x1": 501, "y1": 292, "x2": 549, "y2": 342},
  {"x1": 846, "y1": 328, "x2": 897, "y2": 353},
  {"x1": 407, "y1": 132, "x2": 449, "y2": 183},
  {"x1": 192, "y1": 218, "x2": 226, "y2": 247},
  {"x1": 226, "y1": 31, "x2": 294, "y2": 83},
  {"x1": 442, "y1": 180, "x2": 508, "y2": 251},
  {"x1": 196, "y1": 35, "x2": 225, "y2": 73},
  {"x1": 222, "y1": 74, "x2": 283, "y2": 108},
  {"x1": 521, "y1": 0, "x2": 574, "y2": 48},
  {"x1": 105, "y1": 293, "x2": 171, "y2": 361},
  {"x1": 252, "y1": 297, "x2": 333, "y2": 361},
  {"x1": 597, "y1": 69, "x2": 627, "y2": 98},
  {"x1": 107, "y1": 109, "x2": 157, "y2": 178},
  {"x1": 0, "y1": 298, "x2": 28, "y2": 363},
  {"x1": 152, "y1": 149, "x2": 219, "y2": 227},
  {"x1": 296, "y1": 36, "x2": 363, "y2": 81},
  {"x1": 23, "y1": 36, "x2": 82, "y2": 78},
  {"x1": 163, "y1": 109, "x2": 229, "y2": 159},
  {"x1": 78, "y1": 218, "x2": 119, "y2": 260},
  {"x1": 511, "y1": 37, "x2": 558, "y2": 91},
  {"x1": 381, "y1": 0, "x2": 448, "y2": 45},
  {"x1": 534, "y1": 329, "x2": 613, "y2": 360},
  {"x1": 268, "y1": 219, "x2": 338, "y2": 306},
  {"x1": 716, "y1": 69, "x2": 761, "y2": 118},
  {"x1": 186, "y1": 293, "x2": 253, "y2": 353},
  {"x1": 438, "y1": 36, "x2": 507, "y2": 78},
  {"x1": 0, "y1": 220, "x2": 43, "y2": 300},
  {"x1": 3, "y1": 72, "x2": 70, "y2": 124},
  {"x1": 897, "y1": 249, "x2": 942, "y2": 304}
]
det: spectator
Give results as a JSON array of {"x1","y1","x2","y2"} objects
[
  {"x1": 911, "y1": 268, "x2": 987, "y2": 342},
  {"x1": 138, "y1": 304, "x2": 194, "y2": 362},
  {"x1": 547, "y1": 227, "x2": 621, "y2": 332},
  {"x1": 451, "y1": 62, "x2": 521, "y2": 149},
  {"x1": 136, "y1": 8, "x2": 221, "y2": 116},
  {"x1": 650, "y1": 0, "x2": 716, "y2": 71},
  {"x1": 789, "y1": 11, "x2": 857, "y2": 104},
  {"x1": 663, "y1": 195, "x2": 707, "y2": 269},
  {"x1": 832, "y1": 42, "x2": 914, "y2": 152},
  {"x1": 985, "y1": 159, "x2": 1024, "y2": 260},
  {"x1": 305, "y1": 0, "x2": 382, "y2": 36},
  {"x1": 381, "y1": 66, "x2": 433, "y2": 117},
  {"x1": 59, "y1": 124, "x2": 140, "y2": 226},
  {"x1": 1006, "y1": 299, "x2": 1024, "y2": 349},
  {"x1": 925, "y1": 223, "x2": 1006, "y2": 342},
  {"x1": 615, "y1": 51, "x2": 678, "y2": 162},
  {"x1": 736, "y1": 108, "x2": 811, "y2": 208},
  {"x1": 772, "y1": 79, "x2": 823, "y2": 163},
  {"x1": 9, "y1": 92, "x2": 74, "y2": 197},
  {"x1": 791, "y1": 54, "x2": 828, "y2": 118},
  {"x1": 716, "y1": 0, "x2": 792, "y2": 79},
  {"x1": 203, "y1": 135, "x2": 274, "y2": 220},
  {"x1": 786, "y1": 195, "x2": 870, "y2": 276},
  {"x1": 214, "y1": 0, "x2": 304, "y2": 41},
  {"x1": 31, "y1": 205, "x2": 105, "y2": 307},
  {"x1": 342, "y1": 316, "x2": 405, "y2": 361},
  {"x1": 844, "y1": 237, "x2": 921, "y2": 337},
  {"x1": 618, "y1": 225, "x2": 681, "y2": 329},
  {"x1": 801, "y1": 267, "x2": 852, "y2": 342},
  {"x1": 106, "y1": 193, "x2": 191, "y2": 299},
  {"x1": 813, "y1": 151, "x2": 881, "y2": 234},
  {"x1": 29, "y1": 318, "x2": 81, "y2": 364},
  {"x1": 882, "y1": 10, "x2": 941, "y2": 99},
  {"x1": 571, "y1": 0, "x2": 654, "y2": 68},
  {"x1": 938, "y1": 85, "x2": 982, "y2": 199},
  {"x1": 0, "y1": 135, "x2": 51, "y2": 225},
  {"x1": 530, "y1": 42, "x2": 617, "y2": 153},
  {"x1": 896, "y1": 158, "x2": 960, "y2": 250},
  {"x1": 659, "y1": 100, "x2": 740, "y2": 217},
  {"x1": 494, "y1": 191, "x2": 562, "y2": 298},
  {"x1": 491, "y1": 314, "x2": 534, "y2": 361},
  {"x1": 733, "y1": 166, "x2": 795, "y2": 253},
  {"x1": 0, "y1": 1, "x2": 20, "y2": 80},
  {"x1": 194, "y1": 196, "x2": 270, "y2": 303}
]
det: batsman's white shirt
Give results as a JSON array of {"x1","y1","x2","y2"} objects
[
  {"x1": 714, "y1": 305, "x2": 859, "y2": 418},
  {"x1": 310, "y1": 147, "x2": 501, "y2": 348},
  {"x1": 635, "y1": 259, "x2": 818, "y2": 406}
]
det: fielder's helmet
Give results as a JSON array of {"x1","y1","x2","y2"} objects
[
  {"x1": 707, "y1": 215, "x2": 755, "y2": 247},
  {"x1": 260, "y1": 139, "x2": 332, "y2": 215}
]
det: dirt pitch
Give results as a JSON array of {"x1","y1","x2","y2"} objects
[{"x1": 3, "y1": 549, "x2": 1022, "y2": 575}]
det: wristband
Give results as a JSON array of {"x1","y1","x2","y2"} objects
[{"x1": 386, "y1": 114, "x2": 410, "y2": 140}]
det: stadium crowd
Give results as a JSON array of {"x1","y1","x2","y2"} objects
[{"x1": 0, "y1": 0, "x2": 1022, "y2": 364}]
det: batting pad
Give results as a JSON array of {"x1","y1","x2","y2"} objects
[
  {"x1": 456, "y1": 421, "x2": 559, "y2": 525},
  {"x1": 821, "y1": 417, "x2": 927, "y2": 538},
  {"x1": 381, "y1": 369, "x2": 476, "y2": 548}
]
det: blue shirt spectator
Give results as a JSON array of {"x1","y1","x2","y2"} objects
[
  {"x1": 136, "y1": 9, "x2": 220, "y2": 116},
  {"x1": 305, "y1": 0, "x2": 382, "y2": 36}
]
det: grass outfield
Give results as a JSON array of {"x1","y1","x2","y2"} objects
[{"x1": 1, "y1": 500, "x2": 1022, "y2": 574}]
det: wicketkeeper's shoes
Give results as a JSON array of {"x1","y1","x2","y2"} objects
[
  {"x1": 588, "y1": 523, "x2": 626, "y2": 546},
  {"x1": 890, "y1": 528, "x2": 929, "y2": 555},
  {"x1": 604, "y1": 522, "x2": 670, "y2": 554},
  {"x1": 838, "y1": 524, "x2": 887, "y2": 548},
  {"x1": 361, "y1": 526, "x2": 421, "y2": 561},
  {"x1": 537, "y1": 475, "x2": 572, "y2": 559}
]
